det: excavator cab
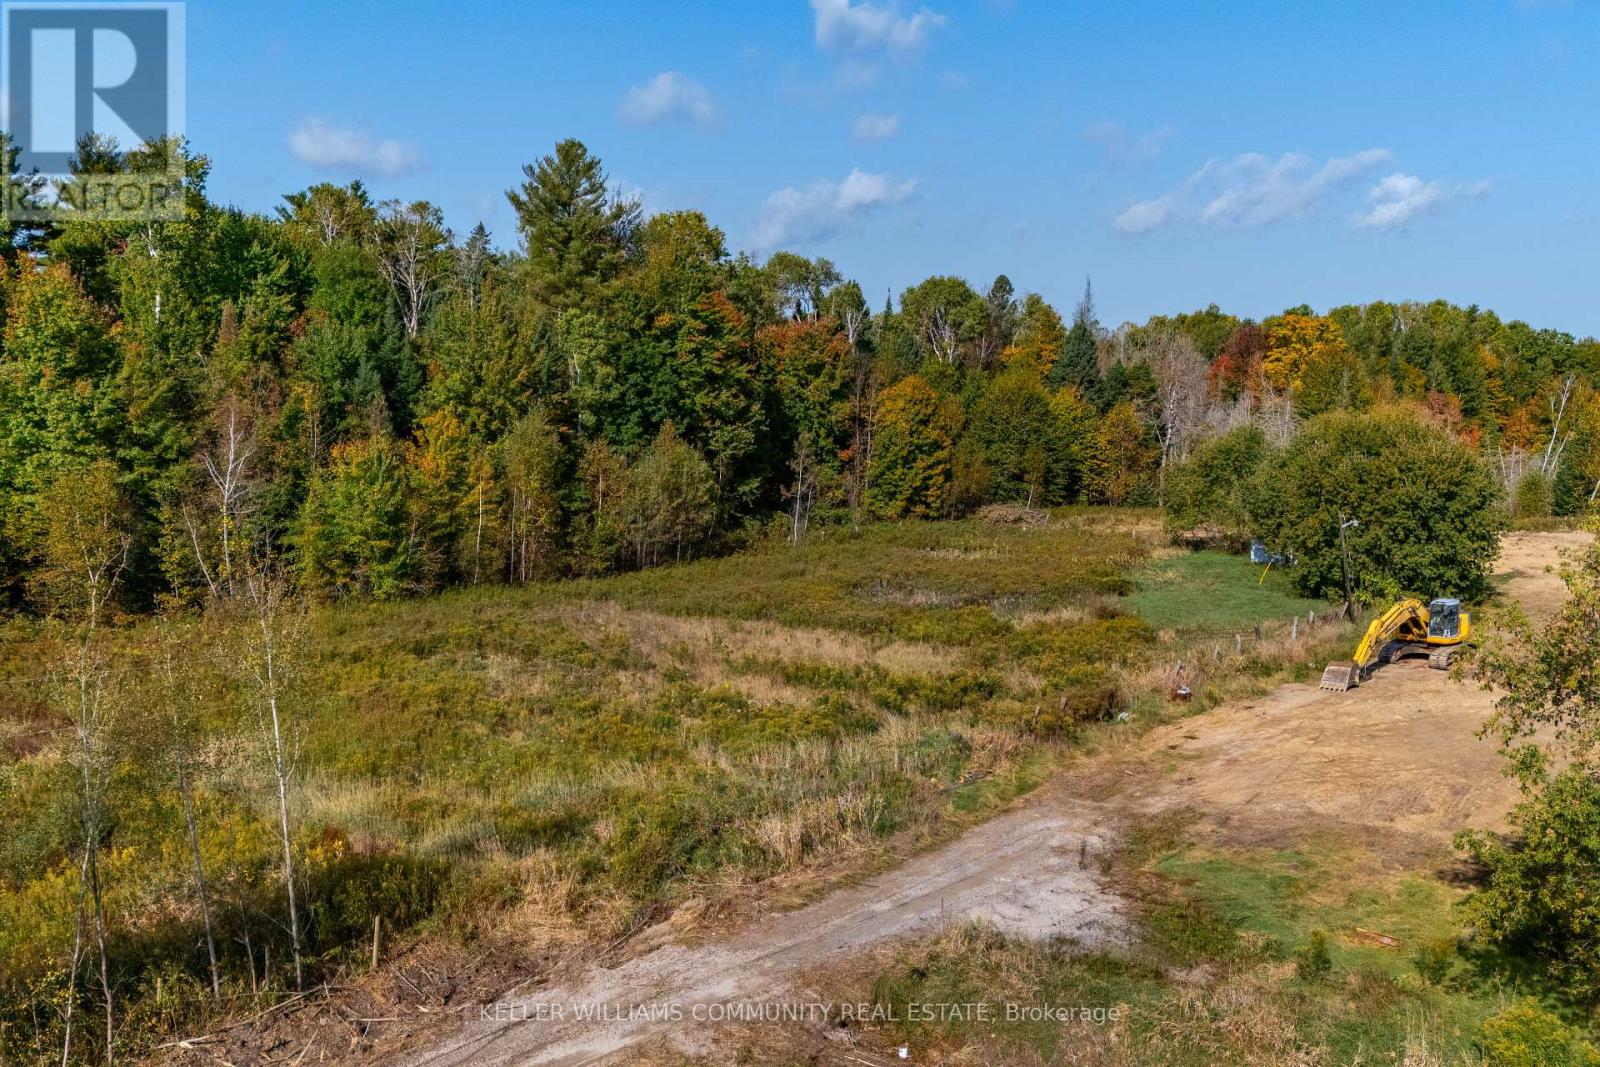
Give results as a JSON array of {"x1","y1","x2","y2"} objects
[{"x1": 1427, "y1": 598, "x2": 1462, "y2": 640}]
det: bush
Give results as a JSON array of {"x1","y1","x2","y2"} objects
[
  {"x1": 1513, "y1": 470, "x2": 1554, "y2": 520},
  {"x1": 1250, "y1": 408, "x2": 1504, "y2": 601},
  {"x1": 1458, "y1": 767, "x2": 1600, "y2": 1001},
  {"x1": 1478, "y1": 1001, "x2": 1600, "y2": 1067},
  {"x1": 1294, "y1": 929, "x2": 1333, "y2": 981},
  {"x1": 1411, "y1": 937, "x2": 1457, "y2": 986},
  {"x1": 1164, "y1": 426, "x2": 1271, "y2": 542}
]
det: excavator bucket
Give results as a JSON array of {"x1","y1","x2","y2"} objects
[{"x1": 1320, "y1": 661, "x2": 1361, "y2": 692}]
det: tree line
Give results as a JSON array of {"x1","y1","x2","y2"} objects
[{"x1": 2, "y1": 134, "x2": 1599, "y2": 617}]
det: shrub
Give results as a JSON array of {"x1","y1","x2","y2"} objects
[
  {"x1": 1164, "y1": 425, "x2": 1271, "y2": 542},
  {"x1": 1250, "y1": 408, "x2": 1504, "y2": 601},
  {"x1": 1458, "y1": 767, "x2": 1600, "y2": 1001},
  {"x1": 1411, "y1": 937, "x2": 1457, "y2": 986},
  {"x1": 1477, "y1": 1001, "x2": 1600, "y2": 1067},
  {"x1": 1294, "y1": 929, "x2": 1333, "y2": 981},
  {"x1": 1513, "y1": 470, "x2": 1554, "y2": 520}
]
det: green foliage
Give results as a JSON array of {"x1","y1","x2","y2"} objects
[
  {"x1": 0, "y1": 133, "x2": 1592, "y2": 615},
  {"x1": 1132, "y1": 304, "x2": 1241, "y2": 362},
  {"x1": 407, "y1": 409, "x2": 489, "y2": 588},
  {"x1": 1294, "y1": 929, "x2": 1333, "y2": 981},
  {"x1": 0, "y1": 264, "x2": 123, "y2": 579},
  {"x1": 1163, "y1": 426, "x2": 1270, "y2": 540},
  {"x1": 1005, "y1": 293, "x2": 1065, "y2": 376},
  {"x1": 1048, "y1": 279, "x2": 1100, "y2": 392},
  {"x1": 31, "y1": 461, "x2": 133, "y2": 619},
  {"x1": 1086, "y1": 402, "x2": 1156, "y2": 506},
  {"x1": 1250, "y1": 408, "x2": 1504, "y2": 601},
  {"x1": 502, "y1": 408, "x2": 567, "y2": 580},
  {"x1": 1458, "y1": 767, "x2": 1600, "y2": 1001},
  {"x1": 1412, "y1": 937, "x2": 1458, "y2": 986},
  {"x1": 966, "y1": 369, "x2": 1079, "y2": 506},
  {"x1": 1513, "y1": 470, "x2": 1554, "y2": 519},
  {"x1": 1295, "y1": 337, "x2": 1373, "y2": 417},
  {"x1": 867, "y1": 375, "x2": 962, "y2": 518},
  {"x1": 620, "y1": 424, "x2": 717, "y2": 568},
  {"x1": 1478, "y1": 1002, "x2": 1600, "y2": 1067},
  {"x1": 1456, "y1": 533, "x2": 1600, "y2": 1005},
  {"x1": 298, "y1": 433, "x2": 415, "y2": 599},
  {"x1": 506, "y1": 138, "x2": 640, "y2": 310},
  {"x1": 898, "y1": 275, "x2": 987, "y2": 366}
]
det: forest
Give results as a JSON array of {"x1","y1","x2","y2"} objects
[{"x1": 1, "y1": 135, "x2": 1598, "y2": 614}]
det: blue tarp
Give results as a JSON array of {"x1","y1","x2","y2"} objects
[{"x1": 1250, "y1": 540, "x2": 1287, "y2": 565}]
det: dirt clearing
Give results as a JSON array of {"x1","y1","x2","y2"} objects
[
  {"x1": 1495, "y1": 528, "x2": 1593, "y2": 618},
  {"x1": 1115, "y1": 531, "x2": 1590, "y2": 851},
  {"x1": 391, "y1": 530, "x2": 1588, "y2": 1066}
]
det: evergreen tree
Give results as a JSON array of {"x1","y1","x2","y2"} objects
[
  {"x1": 297, "y1": 432, "x2": 414, "y2": 599},
  {"x1": 1049, "y1": 277, "x2": 1101, "y2": 392},
  {"x1": 506, "y1": 139, "x2": 640, "y2": 310}
]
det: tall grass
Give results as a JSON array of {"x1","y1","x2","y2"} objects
[{"x1": 0, "y1": 508, "x2": 1339, "y2": 1061}]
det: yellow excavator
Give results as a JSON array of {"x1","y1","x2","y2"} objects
[{"x1": 1319, "y1": 597, "x2": 1470, "y2": 692}]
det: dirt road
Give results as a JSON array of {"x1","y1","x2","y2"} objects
[
  {"x1": 401, "y1": 812, "x2": 1122, "y2": 1066},
  {"x1": 397, "y1": 531, "x2": 1589, "y2": 1067}
]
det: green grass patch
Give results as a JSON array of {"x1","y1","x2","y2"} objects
[
  {"x1": 842, "y1": 835, "x2": 1574, "y2": 1066},
  {"x1": 1120, "y1": 549, "x2": 1329, "y2": 633},
  {"x1": 1151, "y1": 845, "x2": 1463, "y2": 978}
]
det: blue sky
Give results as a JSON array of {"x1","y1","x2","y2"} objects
[{"x1": 184, "y1": 0, "x2": 1600, "y2": 335}]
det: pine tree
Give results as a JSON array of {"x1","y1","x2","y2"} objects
[
  {"x1": 1049, "y1": 277, "x2": 1101, "y2": 393},
  {"x1": 506, "y1": 139, "x2": 640, "y2": 310}
]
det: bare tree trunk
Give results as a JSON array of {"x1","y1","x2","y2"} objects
[
  {"x1": 89, "y1": 851, "x2": 113, "y2": 1062},
  {"x1": 238, "y1": 575, "x2": 306, "y2": 993},
  {"x1": 45, "y1": 469, "x2": 130, "y2": 1067},
  {"x1": 177, "y1": 759, "x2": 221, "y2": 1003},
  {"x1": 1542, "y1": 375, "x2": 1575, "y2": 476},
  {"x1": 60, "y1": 845, "x2": 90, "y2": 1067},
  {"x1": 263, "y1": 635, "x2": 304, "y2": 992},
  {"x1": 160, "y1": 628, "x2": 222, "y2": 1003},
  {"x1": 473, "y1": 481, "x2": 484, "y2": 585}
]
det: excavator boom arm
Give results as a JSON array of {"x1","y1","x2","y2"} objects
[{"x1": 1349, "y1": 598, "x2": 1426, "y2": 671}]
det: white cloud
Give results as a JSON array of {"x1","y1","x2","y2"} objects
[
  {"x1": 851, "y1": 112, "x2": 901, "y2": 141},
  {"x1": 617, "y1": 71, "x2": 720, "y2": 129},
  {"x1": 1113, "y1": 194, "x2": 1179, "y2": 235},
  {"x1": 1353, "y1": 172, "x2": 1490, "y2": 231},
  {"x1": 1113, "y1": 147, "x2": 1393, "y2": 234},
  {"x1": 810, "y1": 0, "x2": 946, "y2": 53},
  {"x1": 287, "y1": 118, "x2": 423, "y2": 177},
  {"x1": 1083, "y1": 119, "x2": 1173, "y2": 163},
  {"x1": 754, "y1": 167, "x2": 916, "y2": 249},
  {"x1": 1198, "y1": 149, "x2": 1392, "y2": 227}
]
